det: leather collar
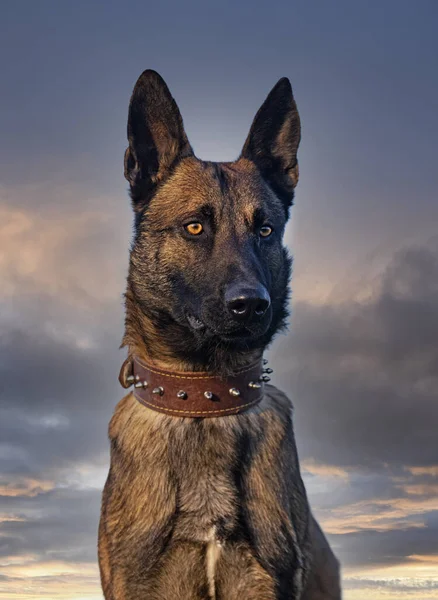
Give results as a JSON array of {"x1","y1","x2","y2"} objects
[{"x1": 119, "y1": 355, "x2": 272, "y2": 418}]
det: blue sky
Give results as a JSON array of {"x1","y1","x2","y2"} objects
[{"x1": 0, "y1": 2, "x2": 437, "y2": 598}]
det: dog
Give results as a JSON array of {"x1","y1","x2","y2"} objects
[{"x1": 98, "y1": 69, "x2": 341, "y2": 599}]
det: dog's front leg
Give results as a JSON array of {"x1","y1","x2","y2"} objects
[
  {"x1": 98, "y1": 463, "x2": 178, "y2": 599},
  {"x1": 239, "y1": 400, "x2": 311, "y2": 598},
  {"x1": 300, "y1": 516, "x2": 341, "y2": 600},
  {"x1": 98, "y1": 399, "x2": 180, "y2": 600}
]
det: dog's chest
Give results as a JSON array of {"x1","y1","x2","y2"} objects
[
  {"x1": 175, "y1": 473, "x2": 238, "y2": 543},
  {"x1": 169, "y1": 420, "x2": 241, "y2": 543}
]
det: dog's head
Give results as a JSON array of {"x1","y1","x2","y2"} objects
[{"x1": 124, "y1": 70, "x2": 300, "y2": 364}]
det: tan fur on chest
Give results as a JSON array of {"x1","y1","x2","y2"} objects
[
  {"x1": 100, "y1": 388, "x2": 311, "y2": 598},
  {"x1": 110, "y1": 393, "x2": 247, "y2": 544}
]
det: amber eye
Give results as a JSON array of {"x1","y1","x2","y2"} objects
[
  {"x1": 184, "y1": 222, "x2": 203, "y2": 236},
  {"x1": 259, "y1": 225, "x2": 273, "y2": 238}
]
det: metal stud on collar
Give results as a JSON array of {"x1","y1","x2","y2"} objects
[
  {"x1": 135, "y1": 380, "x2": 148, "y2": 389},
  {"x1": 261, "y1": 375, "x2": 271, "y2": 382},
  {"x1": 177, "y1": 390, "x2": 187, "y2": 399},
  {"x1": 152, "y1": 386, "x2": 164, "y2": 396},
  {"x1": 127, "y1": 375, "x2": 135, "y2": 384},
  {"x1": 263, "y1": 359, "x2": 268, "y2": 365},
  {"x1": 248, "y1": 381, "x2": 262, "y2": 389},
  {"x1": 204, "y1": 391, "x2": 214, "y2": 400},
  {"x1": 229, "y1": 388, "x2": 241, "y2": 397},
  {"x1": 264, "y1": 368, "x2": 273, "y2": 374}
]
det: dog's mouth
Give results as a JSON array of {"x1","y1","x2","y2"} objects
[
  {"x1": 186, "y1": 313, "x2": 206, "y2": 331},
  {"x1": 187, "y1": 313, "x2": 245, "y2": 337},
  {"x1": 186, "y1": 312, "x2": 268, "y2": 342}
]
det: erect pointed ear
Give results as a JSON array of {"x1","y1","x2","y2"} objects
[
  {"x1": 240, "y1": 77, "x2": 301, "y2": 212},
  {"x1": 124, "y1": 70, "x2": 193, "y2": 209}
]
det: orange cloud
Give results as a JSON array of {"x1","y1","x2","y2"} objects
[
  {"x1": 318, "y1": 492, "x2": 437, "y2": 535},
  {"x1": 0, "y1": 477, "x2": 55, "y2": 498},
  {"x1": 0, "y1": 557, "x2": 101, "y2": 600},
  {"x1": 400, "y1": 483, "x2": 438, "y2": 496},
  {"x1": 0, "y1": 515, "x2": 26, "y2": 524},
  {"x1": 302, "y1": 458, "x2": 350, "y2": 480},
  {"x1": 0, "y1": 193, "x2": 127, "y2": 308},
  {"x1": 406, "y1": 465, "x2": 438, "y2": 477}
]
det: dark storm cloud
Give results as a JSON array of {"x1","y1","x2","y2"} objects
[
  {"x1": 273, "y1": 238, "x2": 438, "y2": 470},
  {"x1": 0, "y1": 181, "x2": 131, "y2": 587},
  {"x1": 0, "y1": 299, "x2": 112, "y2": 570},
  {"x1": 0, "y1": 184, "x2": 130, "y2": 482},
  {"x1": 0, "y1": 324, "x2": 119, "y2": 476},
  {"x1": 268, "y1": 238, "x2": 438, "y2": 572},
  {"x1": 301, "y1": 460, "x2": 438, "y2": 568},
  {"x1": 0, "y1": 488, "x2": 101, "y2": 563}
]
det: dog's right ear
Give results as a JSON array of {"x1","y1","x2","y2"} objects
[
  {"x1": 240, "y1": 77, "x2": 301, "y2": 215},
  {"x1": 124, "y1": 70, "x2": 193, "y2": 210}
]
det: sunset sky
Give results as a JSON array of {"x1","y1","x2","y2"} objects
[{"x1": 1, "y1": 1, "x2": 438, "y2": 599}]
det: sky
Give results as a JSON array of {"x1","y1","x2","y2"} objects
[{"x1": 0, "y1": 1, "x2": 437, "y2": 599}]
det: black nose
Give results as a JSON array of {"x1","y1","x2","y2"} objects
[{"x1": 225, "y1": 284, "x2": 271, "y2": 322}]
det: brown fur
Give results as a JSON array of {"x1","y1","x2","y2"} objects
[
  {"x1": 99, "y1": 70, "x2": 341, "y2": 598},
  {"x1": 123, "y1": 156, "x2": 288, "y2": 375}
]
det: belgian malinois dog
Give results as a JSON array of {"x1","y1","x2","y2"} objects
[{"x1": 98, "y1": 70, "x2": 341, "y2": 599}]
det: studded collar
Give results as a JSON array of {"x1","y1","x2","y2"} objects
[{"x1": 118, "y1": 355, "x2": 273, "y2": 418}]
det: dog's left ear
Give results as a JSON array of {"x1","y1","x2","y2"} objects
[
  {"x1": 240, "y1": 77, "x2": 301, "y2": 212},
  {"x1": 124, "y1": 70, "x2": 193, "y2": 209}
]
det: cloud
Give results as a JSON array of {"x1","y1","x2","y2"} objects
[
  {"x1": 0, "y1": 184, "x2": 126, "y2": 596},
  {"x1": 273, "y1": 237, "x2": 438, "y2": 471},
  {"x1": 302, "y1": 458, "x2": 350, "y2": 480},
  {"x1": 343, "y1": 554, "x2": 438, "y2": 599},
  {"x1": 0, "y1": 184, "x2": 130, "y2": 306},
  {"x1": 0, "y1": 185, "x2": 130, "y2": 480},
  {"x1": 269, "y1": 239, "x2": 438, "y2": 580},
  {"x1": 0, "y1": 559, "x2": 100, "y2": 600},
  {"x1": 0, "y1": 487, "x2": 102, "y2": 562},
  {"x1": 406, "y1": 466, "x2": 438, "y2": 477},
  {"x1": 0, "y1": 477, "x2": 55, "y2": 498}
]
